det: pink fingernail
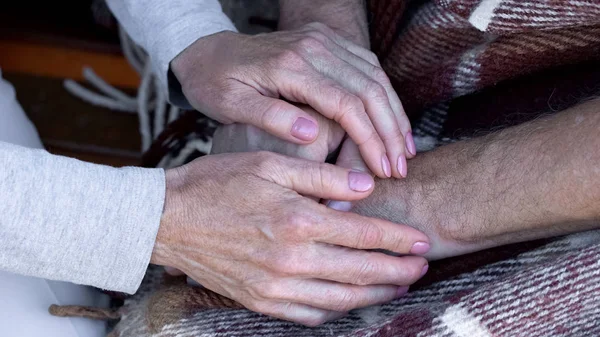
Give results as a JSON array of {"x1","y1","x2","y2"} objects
[
  {"x1": 406, "y1": 132, "x2": 416, "y2": 156},
  {"x1": 397, "y1": 155, "x2": 407, "y2": 178},
  {"x1": 291, "y1": 117, "x2": 318, "y2": 141},
  {"x1": 420, "y1": 264, "x2": 429, "y2": 278},
  {"x1": 381, "y1": 155, "x2": 392, "y2": 177},
  {"x1": 348, "y1": 171, "x2": 373, "y2": 192},
  {"x1": 396, "y1": 286, "x2": 410, "y2": 298},
  {"x1": 410, "y1": 242, "x2": 430, "y2": 255},
  {"x1": 327, "y1": 200, "x2": 353, "y2": 211}
]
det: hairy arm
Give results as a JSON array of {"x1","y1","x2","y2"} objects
[
  {"x1": 278, "y1": 0, "x2": 369, "y2": 47},
  {"x1": 352, "y1": 99, "x2": 600, "y2": 259}
]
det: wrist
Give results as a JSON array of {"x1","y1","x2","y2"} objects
[
  {"x1": 278, "y1": 0, "x2": 369, "y2": 48},
  {"x1": 170, "y1": 31, "x2": 240, "y2": 89},
  {"x1": 151, "y1": 167, "x2": 187, "y2": 267},
  {"x1": 381, "y1": 144, "x2": 494, "y2": 259}
]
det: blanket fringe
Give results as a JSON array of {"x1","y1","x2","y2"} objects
[{"x1": 48, "y1": 304, "x2": 121, "y2": 321}]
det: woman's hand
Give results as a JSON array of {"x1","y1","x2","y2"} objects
[
  {"x1": 211, "y1": 105, "x2": 345, "y2": 163},
  {"x1": 152, "y1": 152, "x2": 430, "y2": 326},
  {"x1": 172, "y1": 22, "x2": 414, "y2": 179}
]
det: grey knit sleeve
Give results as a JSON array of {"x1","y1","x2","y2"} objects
[{"x1": 0, "y1": 142, "x2": 165, "y2": 294}]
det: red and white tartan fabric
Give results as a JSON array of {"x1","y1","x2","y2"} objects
[
  {"x1": 369, "y1": 0, "x2": 600, "y2": 117},
  {"x1": 108, "y1": 232, "x2": 600, "y2": 337}
]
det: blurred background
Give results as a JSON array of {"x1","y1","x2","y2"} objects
[
  {"x1": 0, "y1": 0, "x2": 278, "y2": 168},
  {"x1": 1, "y1": 0, "x2": 142, "y2": 167}
]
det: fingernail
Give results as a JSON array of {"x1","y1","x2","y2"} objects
[
  {"x1": 348, "y1": 171, "x2": 373, "y2": 192},
  {"x1": 406, "y1": 132, "x2": 416, "y2": 156},
  {"x1": 291, "y1": 117, "x2": 318, "y2": 141},
  {"x1": 397, "y1": 155, "x2": 407, "y2": 178},
  {"x1": 410, "y1": 241, "x2": 430, "y2": 255},
  {"x1": 396, "y1": 286, "x2": 410, "y2": 298},
  {"x1": 327, "y1": 200, "x2": 353, "y2": 211},
  {"x1": 381, "y1": 155, "x2": 392, "y2": 177},
  {"x1": 420, "y1": 264, "x2": 429, "y2": 278}
]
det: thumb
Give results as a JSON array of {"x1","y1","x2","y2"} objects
[
  {"x1": 261, "y1": 153, "x2": 375, "y2": 201},
  {"x1": 327, "y1": 139, "x2": 372, "y2": 211},
  {"x1": 232, "y1": 87, "x2": 320, "y2": 144}
]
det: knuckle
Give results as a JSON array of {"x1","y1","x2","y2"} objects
[
  {"x1": 398, "y1": 261, "x2": 423, "y2": 284},
  {"x1": 247, "y1": 301, "x2": 269, "y2": 315},
  {"x1": 271, "y1": 250, "x2": 305, "y2": 276},
  {"x1": 365, "y1": 51, "x2": 381, "y2": 65},
  {"x1": 306, "y1": 21, "x2": 326, "y2": 31},
  {"x1": 277, "y1": 49, "x2": 304, "y2": 67},
  {"x1": 353, "y1": 261, "x2": 379, "y2": 285},
  {"x1": 380, "y1": 128, "x2": 404, "y2": 144},
  {"x1": 257, "y1": 282, "x2": 282, "y2": 300},
  {"x1": 284, "y1": 211, "x2": 317, "y2": 240},
  {"x1": 388, "y1": 231, "x2": 410, "y2": 253},
  {"x1": 336, "y1": 94, "x2": 364, "y2": 123},
  {"x1": 358, "y1": 223, "x2": 384, "y2": 249},
  {"x1": 253, "y1": 151, "x2": 281, "y2": 172},
  {"x1": 297, "y1": 36, "x2": 325, "y2": 52},
  {"x1": 355, "y1": 129, "x2": 379, "y2": 147},
  {"x1": 335, "y1": 290, "x2": 359, "y2": 310},
  {"x1": 306, "y1": 30, "x2": 328, "y2": 44},
  {"x1": 365, "y1": 81, "x2": 388, "y2": 101},
  {"x1": 307, "y1": 163, "x2": 335, "y2": 193},
  {"x1": 371, "y1": 66, "x2": 391, "y2": 85},
  {"x1": 260, "y1": 101, "x2": 285, "y2": 130}
]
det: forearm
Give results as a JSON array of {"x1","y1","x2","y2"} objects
[
  {"x1": 278, "y1": 0, "x2": 369, "y2": 47},
  {"x1": 0, "y1": 142, "x2": 165, "y2": 293},
  {"x1": 354, "y1": 99, "x2": 600, "y2": 259}
]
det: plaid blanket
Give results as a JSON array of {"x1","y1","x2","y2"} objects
[
  {"x1": 50, "y1": 1, "x2": 600, "y2": 336},
  {"x1": 103, "y1": 232, "x2": 600, "y2": 337}
]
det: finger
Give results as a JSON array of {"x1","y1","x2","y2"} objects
[
  {"x1": 250, "y1": 301, "x2": 345, "y2": 327},
  {"x1": 262, "y1": 279, "x2": 405, "y2": 312},
  {"x1": 337, "y1": 47, "x2": 415, "y2": 159},
  {"x1": 315, "y1": 210, "x2": 431, "y2": 255},
  {"x1": 228, "y1": 86, "x2": 320, "y2": 145},
  {"x1": 326, "y1": 138, "x2": 370, "y2": 212},
  {"x1": 302, "y1": 246, "x2": 428, "y2": 286},
  {"x1": 275, "y1": 70, "x2": 390, "y2": 178},
  {"x1": 311, "y1": 26, "x2": 416, "y2": 158},
  {"x1": 314, "y1": 51, "x2": 406, "y2": 178},
  {"x1": 262, "y1": 154, "x2": 375, "y2": 200},
  {"x1": 164, "y1": 266, "x2": 185, "y2": 276}
]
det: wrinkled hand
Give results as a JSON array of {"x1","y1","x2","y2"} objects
[
  {"x1": 211, "y1": 105, "x2": 345, "y2": 163},
  {"x1": 152, "y1": 152, "x2": 430, "y2": 326},
  {"x1": 172, "y1": 22, "x2": 416, "y2": 179},
  {"x1": 212, "y1": 105, "x2": 373, "y2": 210}
]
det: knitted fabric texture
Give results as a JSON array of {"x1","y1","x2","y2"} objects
[{"x1": 107, "y1": 233, "x2": 600, "y2": 337}]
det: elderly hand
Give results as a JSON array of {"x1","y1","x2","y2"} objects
[
  {"x1": 212, "y1": 105, "x2": 372, "y2": 210},
  {"x1": 152, "y1": 152, "x2": 430, "y2": 326},
  {"x1": 171, "y1": 22, "x2": 415, "y2": 179},
  {"x1": 211, "y1": 105, "x2": 345, "y2": 163}
]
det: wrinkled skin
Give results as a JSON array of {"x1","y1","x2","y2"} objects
[{"x1": 153, "y1": 152, "x2": 430, "y2": 326}]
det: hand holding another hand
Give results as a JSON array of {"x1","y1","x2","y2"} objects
[
  {"x1": 152, "y1": 152, "x2": 429, "y2": 326},
  {"x1": 172, "y1": 22, "x2": 416, "y2": 179}
]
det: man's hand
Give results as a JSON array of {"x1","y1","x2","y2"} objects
[
  {"x1": 171, "y1": 22, "x2": 414, "y2": 179},
  {"x1": 350, "y1": 99, "x2": 600, "y2": 260},
  {"x1": 151, "y1": 152, "x2": 430, "y2": 326}
]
